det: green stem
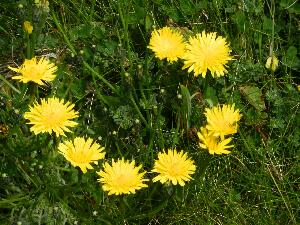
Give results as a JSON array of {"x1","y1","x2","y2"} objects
[
  {"x1": 51, "y1": 12, "x2": 77, "y2": 56},
  {"x1": 198, "y1": 154, "x2": 212, "y2": 178},
  {"x1": 28, "y1": 83, "x2": 38, "y2": 105},
  {"x1": 26, "y1": 33, "x2": 31, "y2": 59},
  {"x1": 129, "y1": 92, "x2": 148, "y2": 126},
  {"x1": 0, "y1": 74, "x2": 21, "y2": 94},
  {"x1": 83, "y1": 61, "x2": 117, "y2": 94},
  {"x1": 270, "y1": 0, "x2": 276, "y2": 88},
  {"x1": 89, "y1": 0, "x2": 96, "y2": 22},
  {"x1": 116, "y1": 0, "x2": 130, "y2": 52}
]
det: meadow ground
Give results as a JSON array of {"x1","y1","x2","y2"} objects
[{"x1": 0, "y1": 0, "x2": 299, "y2": 224}]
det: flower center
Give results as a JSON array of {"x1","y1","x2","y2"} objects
[
  {"x1": 43, "y1": 109, "x2": 64, "y2": 126},
  {"x1": 168, "y1": 161, "x2": 181, "y2": 176},
  {"x1": 161, "y1": 39, "x2": 173, "y2": 52},
  {"x1": 112, "y1": 170, "x2": 135, "y2": 187}
]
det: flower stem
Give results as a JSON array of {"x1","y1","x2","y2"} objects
[
  {"x1": 198, "y1": 153, "x2": 212, "y2": 179},
  {"x1": 26, "y1": 33, "x2": 31, "y2": 59},
  {"x1": 51, "y1": 12, "x2": 77, "y2": 56},
  {"x1": 129, "y1": 92, "x2": 148, "y2": 127},
  {"x1": 83, "y1": 61, "x2": 118, "y2": 94}
]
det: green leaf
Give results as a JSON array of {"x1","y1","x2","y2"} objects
[
  {"x1": 282, "y1": 46, "x2": 300, "y2": 68},
  {"x1": 69, "y1": 24, "x2": 92, "y2": 41},
  {"x1": 204, "y1": 86, "x2": 218, "y2": 107},
  {"x1": 263, "y1": 16, "x2": 273, "y2": 33},
  {"x1": 239, "y1": 85, "x2": 266, "y2": 111},
  {"x1": 180, "y1": 85, "x2": 192, "y2": 130},
  {"x1": 129, "y1": 199, "x2": 168, "y2": 220},
  {"x1": 233, "y1": 11, "x2": 249, "y2": 32}
]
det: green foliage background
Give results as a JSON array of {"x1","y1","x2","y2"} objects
[{"x1": 0, "y1": 0, "x2": 299, "y2": 224}]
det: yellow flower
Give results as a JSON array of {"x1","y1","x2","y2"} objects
[
  {"x1": 8, "y1": 57, "x2": 57, "y2": 85},
  {"x1": 58, "y1": 137, "x2": 105, "y2": 173},
  {"x1": 23, "y1": 21, "x2": 33, "y2": 34},
  {"x1": 152, "y1": 149, "x2": 196, "y2": 186},
  {"x1": 205, "y1": 104, "x2": 242, "y2": 139},
  {"x1": 148, "y1": 27, "x2": 186, "y2": 63},
  {"x1": 182, "y1": 31, "x2": 233, "y2": 78},
  {"x1": 297, "y1": 85, "x2": 300, "y2": 92},
  {"x1": 265, "y1": 55, "x2": 279, "y2": 71},
  {"x1": 97, "y1": 158, "x2": 148, "y2": 195},
  {"x1": 197, "y1": 127, "x2": 233, "y2": 155},
  {"x1": 24, "y1": 97, "x2": 79, "y2": 136}
]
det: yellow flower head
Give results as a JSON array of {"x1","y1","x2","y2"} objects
[
  {"x1": 152, "y1": 149, "x2": 196, "y2": 186},
  {"x1": 24, "y1": 97, "x2": 79, "y2": 137},
  {"x1": 297, "y1": 85, "x2": 300, "y2": 92},
  {"x1": 197, "y1": 127, "x2": 233, "y2": 155},
  {"x1": 148, "y1": 27, "x2": 186, "y2": 63},
  {"x1": 8, "y1": 57, "x2": 57, "y2": 85},
  {"x1": 205, "y1": 104, "x2": 242, "y2": 139},
  {"x1": 265, "y1": 55, "x2": 279, "y2": 71},
  {"x1": 97, "y1": 158, "x2": 148, "y2": 195},
  {"x1": 182, "y1": 31, "x2": 233, "y2": 78},
  {"x1": 58, "y1": 137, "x2": 105, "y2": 173},
  {"x1": 23, "y1": 21, "x2": 33, "y2": 34}
]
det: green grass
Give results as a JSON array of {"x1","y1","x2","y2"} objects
[{"x1": 0, "y1": 0, "x2": 299, "y2": 224}]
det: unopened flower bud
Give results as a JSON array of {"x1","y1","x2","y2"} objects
[
  {"x1": 265, "y1": 55, "x2": 279, "y2": 71},
  {"x1": 23, "y1": 21, "x2": 33, "y2": 34}
]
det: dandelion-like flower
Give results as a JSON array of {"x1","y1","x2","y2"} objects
[
  {"x1": 148, "y1": 27, "x2": 186, "y2": 63},
  {"x1": 23, "y1": 21, "x2": 33, "y2": 34},
  {"x1": 265, "y1": 55, "x2": 279, "y2": 71},
  {"x1": 152, "y1": 149, "x2": 196, "y2": 186},
  {"x1": 58, "y1": 137, "x2": 105, "y2": 173},
  {"x1": 8, "y1": 57, "x2": 57, "y2": 85},
  {"x1": 24, "y1": 97, "x2": 79, "y2": 136},
  {"x1": 182, "y1": 31, "x2": 233, "y2": 77},
  {"x1": 205, "y1": 104, "x2": 242, "y2": 139},
  {"x1": 197, "y1": 127, "x2": 233, "y2": 155},
  {"x1": 97, "y1": 158, "x2": 148, "y2": 195}
]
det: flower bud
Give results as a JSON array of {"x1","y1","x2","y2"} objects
[
  {"x1": 265, "y1": 55, "x2": 279, "y2": 71},
  {"x1": 23, "y1": 21, "x2": 33, "y2": 34}
]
